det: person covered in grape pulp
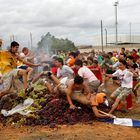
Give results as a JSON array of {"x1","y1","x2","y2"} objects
[
  {"x1": 66, "y1": 75, "x2": 114, "y2": 118},
  {"x1": 34, "y1": 71, "x2": 114, "y2": 118}
]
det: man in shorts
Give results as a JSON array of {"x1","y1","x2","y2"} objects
[{"x1": 106, "y1": 60, "x2": 133, "y2": 114}]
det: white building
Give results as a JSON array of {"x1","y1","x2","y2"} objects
[{"x1": 94, "y1": 34, "x2": 140, "y2": 46}]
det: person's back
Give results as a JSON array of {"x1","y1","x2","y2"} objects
[
  {"x1": 74, "y1": 59, "x2": 100, "y2": 93},
  {"x1": 78, "y1": 66, "x2": 98, "y2": 82},
  {"x1": 91, "y1": 60, "x2": 102, "y2": 82}
]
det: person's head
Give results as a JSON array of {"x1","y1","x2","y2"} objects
[
  {"x1": 127, "y1": 55, "x2": 134, "y2": 66},
  {"x1": 93, "y1": 60, "x2": 98, "y2": 67},
  {"x1": 108, "y1": 52, "x2": 113, "y2": 58},
  {"x1": 96, "y1": 93, "x2": 107, "y2": 105},
  {"x1": 119, "y1": 60, "x2": 127, "y2": 70},
  {"x1": 55, "y1": 57, "x2": 64, "y2": 67},
  {"x1": 10, "y1": 41, "x2": 19, "y2": 53},
  {"x1": 69, "y1": 52, "x2": 76, "y2": 58},
  {"x1": 75, "y1": 51, "x2": 80, "y2": 59},
  {"x1": 74, "y1": 59, "x2": 83, "y2": 69},
  {"x1": 132, "y1": 49, "x2": 137, "y2": 54},
  {"x1": 121, "y1": 47, "x2": 125, "y2": 53},
  {"x1": 87, "y1": 56, "x2": 93, "y2": 65},
  {"x1": 22, "y1": 47, "x2": 29, "y2": 55},
  {"x1": 74, "y1": 75, "x2": 84, "y2": 88},
  {"x1": 0, "y1": 39, "x2": 3, "y2": 47},
  {"x1": 119, "y1": 54, "x2": 126, "y2": 60},
  {"x1": 52, "y1": 55, "x2": 58, "y2": 64},
  {"x1": 103, "y1": 54, "x2": 110, "y2": 61}
]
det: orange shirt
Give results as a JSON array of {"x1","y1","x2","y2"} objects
[{"x1": 68, "y1": 58, "x2": 75, "y2": 67}]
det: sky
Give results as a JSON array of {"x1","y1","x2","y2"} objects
[{"x1": 0, "y1": 0, "x2": 140, "y2": 48}]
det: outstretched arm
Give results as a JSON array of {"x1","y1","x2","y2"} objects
[
  {"x1": 67, "y1": 83, "x2": 76, "y2": 109},
  {"x1": 92, "y1": 106, "x2": 114, "y2": 118},
  {"x1": 17, "y1": 56, "x2": 40, "y2": 67}
]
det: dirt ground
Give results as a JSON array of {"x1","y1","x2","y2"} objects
[
  {"x1": 0, "y1": 122, "x2": 140, "y2": 140},
  {"x1": 0, "y1": 74, "x2": 140, "y2": 140}
]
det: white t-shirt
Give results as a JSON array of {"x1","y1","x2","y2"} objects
[
  {"x1": 78, "y1": 66, "x2": 98, "y2": 82},
  {"x1": 112, "y1": 69, "x2": 133, "y2": 88},
  {"x1": 57, "y1": 65, "x2": 74, "y2": 79}
]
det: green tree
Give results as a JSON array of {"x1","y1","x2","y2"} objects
[{"x1": 37, "y1": 32, "x2": 77, "y2": 52}]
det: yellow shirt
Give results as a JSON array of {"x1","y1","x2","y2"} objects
[{"x1": 0, "y1": 51, "x2": 20, "y2": 74}]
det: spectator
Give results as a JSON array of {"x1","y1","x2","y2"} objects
[{"x1": 0, "y1": 39, "x2": 3, "y2": 50}]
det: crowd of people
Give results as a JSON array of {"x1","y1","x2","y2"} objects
[{"x1": 0, "y1": 39, "x2": 140, "y2": 119}]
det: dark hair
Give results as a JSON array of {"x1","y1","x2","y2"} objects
[
  {"x1": 119, "y1": 60, "x2": 127, "y2": 66},
  {"x1": 10, "y1": 41, "x2": 19, "y2": 48},
  {"x1": 74, "y1": 59, "x2": 83, "y2": 67},
  {"x1": 108, "y1": 52, "x2": 113, "y2": 57},
  {"x1": 120, "y1": 54, "x2": 126, "y2": 58},
  {"x1": 93, "y1": 60, "x2": 98, "y2": 64},
  {"x1": 87, "y1": 56, "x2": 94, "y2": 63},
  {"x1": 22, "y1": 47, "x2": 28, "y2": 52},
  {"x1": 56, "y1": 57, "x2": 64, "y2": 65},
  {"x1": 121, "y1": 47, "x2": 125, "y2": 51},
  {"x1": 127, "y1": 55, "x2": 133, "y2": 60},
  {"x1": 52, "y1": 56, "x2": 58, "y2": 60},
  {"x1": 69, "y1": 52, "x2": 76, "y2": 58},
  {"x1": 75, "y1": 50, "x2": 80, "y2": 56},
  {"x1": 74, "y1": 75, "x2": 83, "y2": 85}
]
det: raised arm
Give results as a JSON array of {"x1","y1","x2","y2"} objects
[{"x1": 17, "y1": 56, "x2": 40, "y2": 67}]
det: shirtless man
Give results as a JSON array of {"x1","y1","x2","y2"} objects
[
  {"x1": 34, "y1": 72, "x2": 114, "y2": 118},
  {"x1": 66, "y1": 75, "x2": 114, "y2": 118}
]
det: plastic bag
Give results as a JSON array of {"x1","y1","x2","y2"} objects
[{"x1": 1, "y1": 98, "x2": 34, "y2": 117}]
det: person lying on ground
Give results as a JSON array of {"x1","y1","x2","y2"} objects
[
  {"x1": 66, "y1": 75, "x2": 114, "y2": 118},
  {"x1": 35, "y1": 72, "x2": 114, "y2": 118},
  {"x1": 105, "y1": 60, "x2": 133, "y2": 114}
]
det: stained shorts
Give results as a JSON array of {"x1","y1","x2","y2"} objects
[
  {"x1": 58, "y1": 83, "x2": 67, "y2": 93},
  {"x1": 0, "y1": 69, "x2": 21, "y2": 91},
  {"x1": 88, "y1": 80, "x2": 101, "y2": 93},
  {"x1": 112, "y1": 87, "x2": 132, "y2": 100}
]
